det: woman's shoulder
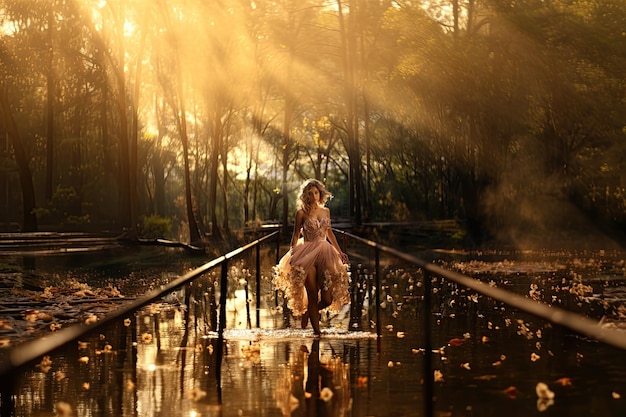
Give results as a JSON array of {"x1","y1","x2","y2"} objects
[{"x1": 295, "y1": 209, "x2": 307, "y2": 221}]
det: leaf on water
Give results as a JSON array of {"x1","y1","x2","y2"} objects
[
  {"x1": 37, "y1": 355, "x2": 52, "y2": 373},
  {"x1": 434, "y1": 370, "x2": 444, "y2": 382},
  {"x1": 54, "y1": 401, "x2": 73, "y2": 417},
  {"x1": 186, "y1": 387, "x2": 207, "y2": 402},
  {"x1": 503, "y1": 386, "x2": 519, "y2": 399},
  {"x1": 320, "y1": 387, "x2": 334, "y2": 402},
  {"x1": 448, "y1": 338, "x2": 464, "y2": 347},
  {"x1": 536, "y1": 382, "x2": 555, "y2": 400},
  {"x1": 555, "y1": 377, "x2": 572, "y2": 387}
]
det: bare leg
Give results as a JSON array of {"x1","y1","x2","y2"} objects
[
  {"x1": 304, "y1": 266, "x2": 321, "y2": 335},
  {"x1": 319, "y1": 286, "x2": 332, "y2": 311}
]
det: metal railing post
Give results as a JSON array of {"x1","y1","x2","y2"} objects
[
  {"x1": 256, "y1": 244, "x2": 261, "y2": 327},
  {"x1": 216, "y1": 260, "x2": 229, "y2": 401},
  {"x1": 423, "y1": 270, "x2": 433, "y2": 417},
  {"x1": 375, "y1": 247, "x2": 381, "y2": 338}
]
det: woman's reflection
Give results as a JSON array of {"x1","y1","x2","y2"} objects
[
  {"x1": 304, "y1": 339, "x2": 335, "y2": 416},
  {"x1": 279, "y1": 339, "x2": 351, "y2": 417}
]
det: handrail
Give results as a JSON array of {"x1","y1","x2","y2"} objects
[
  {"x1": 334, "y1": 228, "x2": 626, "y2": 349},
  {"x1": 334, "y1": 227, "x2": 626, "y2": 417},
  {"x1": 0, "y1": 231, "x2": 280, "y2": 377}
]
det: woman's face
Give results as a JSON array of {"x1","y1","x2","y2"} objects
[{"x1": 306, "y1": 186, "x2": 320, "y2": 205}]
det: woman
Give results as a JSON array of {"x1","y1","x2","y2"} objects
[{"x1": 274, "y1": 179, "x2": 350, "y2": 335}]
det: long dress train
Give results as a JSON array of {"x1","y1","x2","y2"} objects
[{"x1": 273, "y1": 217, "x2": 350, "y2": 316}]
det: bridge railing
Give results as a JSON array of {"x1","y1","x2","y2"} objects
[
  {"x1": 4, "y1": 227, "x2": 626, "y2": 415},
  {"x1": 0, "y1": 230, "x2": 281, "y2": 381},
  {"x1": 333, "y1": 228, "x2": 626, "y2": 417}
]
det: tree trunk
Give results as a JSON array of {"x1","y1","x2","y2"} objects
[
  {"x1": 0, "y1": 87, "x2": 38, "y2": 232},
  {"x1": 337, "y1": 0, "x2": 362, "y2": 225},
  {"x1": 220, "y1": 134, "x2": 230, "y2": 235},
  {"x1": 208, "y1": 112, "x2": 223, "y2": 240},
  {"x1": 281, "y1": 101, "x2": 293, "y2": 233},
  {"x1": 45, "y1": 7, "x2": 55, "y2": 203}
]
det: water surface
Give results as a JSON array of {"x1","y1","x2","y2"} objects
[{"x1": 3, "y1": 245, "x2": 626, "y2": 416}]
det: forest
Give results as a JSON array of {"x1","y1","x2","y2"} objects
[{"x1": 0, "y1": 0, "x2": 625, "y2": 247}]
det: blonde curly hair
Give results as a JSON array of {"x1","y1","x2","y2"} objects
[{"x1": 297, "y1": 179, "x2": 332, "y2": 213}]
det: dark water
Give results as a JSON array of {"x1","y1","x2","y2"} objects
[{"x1": 3, "y1": 245, "x2": 626, "y2": 416}]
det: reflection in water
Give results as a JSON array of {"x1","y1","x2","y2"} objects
[
  {"x1": 10, "y1": 294, "x2": 367, "y2": 417},
  {"x1": 8, "y1": 249, "x2": 626, "y2": 416},
  {"x1": 275, "y1": 339, "x2": 351, "y2": 417}
]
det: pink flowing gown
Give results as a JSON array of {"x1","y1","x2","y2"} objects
[{"x1": 273, "y1": 217, "x2": 350, "y2": 316}]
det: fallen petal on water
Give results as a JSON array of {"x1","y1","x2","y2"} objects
[
  {"x1": 503, "y1": 386, "x2": 519, "y2": 399},
  {"x1": 320, "y1": 387, "x2": 333, "y2": 402},
  {"x1": 54, "y1": 401, "x2": 73, "y2": 417},
  {"x1": 536, "y1": 382, "x2": 555, "y2": 400},
  {"x1": 555, "y1": 377, "x2": 572, "y2": 386},
  {"x1": 537, "y1": 398, "x2": 554, "y2": 412},
  {"x1": 186, "y1": 387, "x2": 207, "y2": 402},
  {"x1": 448, "y1": 338, "x2": 464, "y2": 347},
  {"x1": 434, "y1": 370, "x2": 444, "y2": 382}
]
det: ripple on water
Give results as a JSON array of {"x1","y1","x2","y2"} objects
[{"x1": 204, "y1": 327, "x2": 378, "y2": 341}]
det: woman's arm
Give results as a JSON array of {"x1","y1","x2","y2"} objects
[
  {"x1": 325, "y1": 208, "x2": 349, "y2": 264},
  {"x1": 290, "y1": 209, "x2": 305, "y2": 249}
]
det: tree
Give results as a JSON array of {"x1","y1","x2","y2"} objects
[{"x1": 0, "y1": 87, "x2": 38, "y2": 232}]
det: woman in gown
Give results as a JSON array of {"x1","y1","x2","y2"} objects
[{"x1": 274, "y1": 179, "x2": 350, "y2": 335}]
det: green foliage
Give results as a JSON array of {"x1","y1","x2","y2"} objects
[
  {"x1": 34, "y1": 186, "x2": 85, "y2": 226},
  {"x1": 2, "y1": 0, "x2": 626, "y2": 244},
  {"x1": 141, "y1": 215, "x2": 172, "y2": 239}
]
